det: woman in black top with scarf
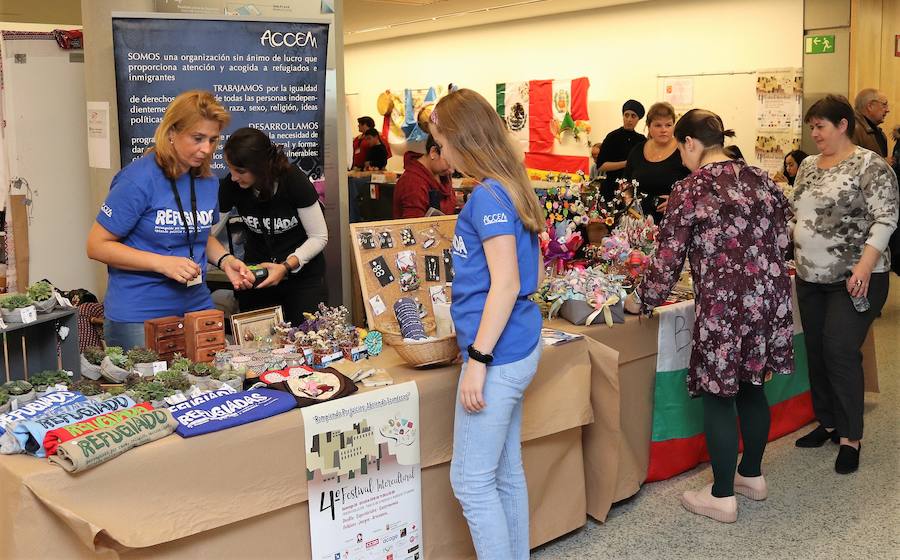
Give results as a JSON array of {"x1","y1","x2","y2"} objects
[{"x1": 219, "y1": 127, "x2": 328, "y2": 324}]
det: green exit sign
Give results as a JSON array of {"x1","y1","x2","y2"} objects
[{"x1": 805, "y1": 34, "x2": 835, "y2": 54}]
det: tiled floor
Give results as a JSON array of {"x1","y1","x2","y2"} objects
[{"x1": 533, "y1": 276, "x2": 900, "y2": 560}]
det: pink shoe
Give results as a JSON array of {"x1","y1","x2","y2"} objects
[
  {"x1": 734, "y1": 473, "x2": 768, "y2": 500},
  {"x1": 681, "y1": 484, "x2": 737, "y2": 523}
]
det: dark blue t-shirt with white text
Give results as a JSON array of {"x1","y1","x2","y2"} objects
[
  {"x1": 450, "y1": 179, "x2": 541, "y2": 365},
  {"x1": 97, "y1": 155, "x2": 218, "y2": 323}
]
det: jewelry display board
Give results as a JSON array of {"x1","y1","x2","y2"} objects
[{"x1": 349, "y1": 216, "x2": 457, "y2": 333}]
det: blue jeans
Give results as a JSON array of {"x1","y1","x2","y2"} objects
[
  {"x1": 450, "y1": 342, "x2": 542, "y2": 560},
  {"x1": 103, "y1": 320, "x2": 145, "y2": 350}
]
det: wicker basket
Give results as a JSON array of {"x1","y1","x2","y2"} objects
[
  {"x1": 392, "y1": 335, "x2": 459, "y2": 368},
  {"x1": 379, "y1": 318, "x2": 436, "y2": 347}
]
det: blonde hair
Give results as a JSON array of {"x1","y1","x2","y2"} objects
[
  {"x1": 149, "y1": 90, "x2": 230, "y2": 179},
  {"x1": 432, "y1": 89, "x2": 544, "y2": 233}
]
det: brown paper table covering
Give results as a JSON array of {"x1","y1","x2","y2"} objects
[{"x1": 0, "y1": 339, "x2": 596, "y2": 559}]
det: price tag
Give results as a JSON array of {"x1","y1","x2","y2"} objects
[
  {"x1": 20, "y1": 306, "x2": 37, "y2": 324},
  {"x1": 371, "y1": 174, "x2": 386, "y2": 184},
  {"x1": 151, "y1": 361, "x2": 168, "y2": 374}
]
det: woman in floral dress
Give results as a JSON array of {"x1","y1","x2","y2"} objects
[{"x1": 625, "y1": 109, "x2": 794, "y2": 523}]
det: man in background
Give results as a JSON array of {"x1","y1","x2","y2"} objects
[{"x1": 852, "y1": 89, "x2": 890, "y2": 162}]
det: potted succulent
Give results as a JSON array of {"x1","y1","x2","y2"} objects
[
  {"x1": 154, "y1": 369, "x2": 191, "y2": 392},
  {"x1": 213, "y1": 369, "x2": 243, "y2": 391},
  {"x1": 126, "y1": 380, "x2": 176, "y2": 407},
  {"x1": 26, "y1": 281, "x2": 56, "y2": 313},
  {"x1": 100, "y1": 346, "x2": 133, "y2": 383},
  {"x1": 187, "y1": 362, "x2": 219, "y2": 386},
  {"x1": 80, "y1": 346, "x2": 106, "y2": 380},
  {"x1": 0, "y1": 389, "x2": 9, "y2": 414},
  {"x1": 170, "y1": 354, "x2": 192, "y2": 374},
  {"x1": 69, "y1": 379, "x2": 104, "y2": 401},
  {"x1": 126, "y1": 346, "x2": 160, "y2": 378},
  {"x1": 1, "y1": 380, "x2": 35, "y2": 405},
  {"x1": 0, "y1": 293, "x2": 35, "y2": 324},
  {"x1": 30, "y1": 370, "x2": 71, "y2": 396}
]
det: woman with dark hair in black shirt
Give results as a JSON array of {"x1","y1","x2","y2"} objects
[
  {"x1": 625, "y1": 101, "x2": 690, "y2": 223},
  {"x1": 595, "y1": 100, "x2": 646, "y2": 199},
  {"x1": 219, "y1": 127, "x2": 329, "y2": 324}
]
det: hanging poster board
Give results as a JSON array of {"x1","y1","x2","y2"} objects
[
  {"x1": 111, "y1": 15, "x2": 328, "y2": 195},
  {"x1": 303, "y1": 382, "x2": 422, "y2": 560}
]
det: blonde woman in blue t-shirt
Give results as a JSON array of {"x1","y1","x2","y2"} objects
[{"x1": 429, "y1": 89, "x2": 545, "y2": 560}]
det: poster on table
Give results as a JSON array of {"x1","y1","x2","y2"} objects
[
  {"x1": 302, "y1": 382, "x2": 423, "y2": 560},
  {"x1": 111, "y1": 15, "x2": 328, "y2": 196}
]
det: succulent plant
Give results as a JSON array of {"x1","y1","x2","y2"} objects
[
  {"x1": 69, "y1": 379, "x2": 102, "y2": 396},
  {"x1": 154, "y1": 369, "x2": 191, "y2": 391},
  {"x1": 126, "y1": 346, "x2": 160, "y2": 364},
  {"x1": 170, "y1": 354, "x2": 192, "y2": 373},
  {"x1": 29, "y1": 370, "x2": 70, "y2": 389},
  {"x1": 26, "y1": 281, "x2": 53, "y2": 302},
  {"x1": 1, "y1": 380, "x2": 33, "y2": 396},
  {"x1": 127, "y1": 381, "x2": 176, "y2": 403},
  {"x1": 190, "y1": 362, "x2": 217, "y2": 377},
  {"x1": 107, "y1": 385, "x2": 125, "y2": 396},
  {"x1": 123, "y1": 373, "x2": 143, "y2": 389},
  {"x1": 0, "y1": 389, "x2": 8, "y2": 406},
  {"x1": 0, "y1": 293, "x2": 33, "y2": 311},
  {"x1": 83, "y1": 346, "x2": 106, "y2": 366},
  {"x1": 105, "y1": 347, "x2": 132, "y2": 370}
]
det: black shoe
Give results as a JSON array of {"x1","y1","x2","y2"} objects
[
  {"x1": 835, "y1": 444, "x2": 860, "y2": 474},
  {"x1": 795, "y1": 425, "x2": 839, "y2": 448}
]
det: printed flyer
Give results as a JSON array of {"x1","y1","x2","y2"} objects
[{"x1": 302, "y1": 382, "x2": 422, "y2": 560}]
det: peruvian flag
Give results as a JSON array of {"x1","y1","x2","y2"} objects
[{"x1": 496, "y1": 77, "x2": 590, "y2": 173}]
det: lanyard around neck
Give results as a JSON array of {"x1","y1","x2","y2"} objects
[{"x1": 168, "y1": 174, "x2": 198, "y2": 261}]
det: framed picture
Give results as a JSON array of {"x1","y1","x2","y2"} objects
[{"x1": 231, "y1": 306, "x2": 284, "y2": 346}]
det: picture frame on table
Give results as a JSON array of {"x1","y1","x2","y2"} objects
[{"x1": 230, "y1": 306, "x2": 285, "y2": 346}]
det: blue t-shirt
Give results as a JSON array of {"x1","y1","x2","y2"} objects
[
  {"x1": 97, "y1": 155, "x2": 219, "y2": 323},
  {"x1": 450, "y1": 179, "x2": 542, "y2": 365}
]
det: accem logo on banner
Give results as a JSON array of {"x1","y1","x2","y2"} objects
[{"x1": 260, "y1": 30, "x2": 317, "y2": 48}]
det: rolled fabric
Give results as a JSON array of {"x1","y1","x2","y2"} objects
[
  {"x1": 172, "y1": 389, "x2": 296, "y2": 438},
  {"x1": 43, "y1": 403, "x2": 153, "y2": 457},
  {"x1": 0, "y1": 391, "x2": 86, "y2": 454},
  {"x1": 49, "y1": 409, "x2": 176, "y2": 473},
  {"x1": 393, "y1": 297, "x2": 427, "y2": 340},
  {"x1": 13, "y1": 396, "x2": 137, "y2": 457}
]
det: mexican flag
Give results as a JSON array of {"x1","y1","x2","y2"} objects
[
  {"x1": 646, "y1": 295, "x2": 814, "y2": 482},
  {"x1": 496, "y1": 77, "x2": 590, "y2": 173}
]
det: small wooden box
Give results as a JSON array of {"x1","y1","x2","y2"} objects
[
  {"x1": 184, "y1": 309, "x2": 225, "y2": 363},
  {"x1": 144, "y1": 316, "x2": 185, "y2": 363}
]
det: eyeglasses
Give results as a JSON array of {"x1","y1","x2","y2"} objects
[{"x1": 875, "y1": 100, "x2": 889, "y2": 108}]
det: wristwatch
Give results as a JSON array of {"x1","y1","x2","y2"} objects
[{"x1": 467, "y1": 344, "x2": 494, "y2": 365}]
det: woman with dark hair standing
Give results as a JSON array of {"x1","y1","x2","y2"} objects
[
  {"x1": 625, "y1": 101, "x2": 690, "y2": 223},
  {"x1": 791, "y1": 95, "x2": 897, "y2": 474},
  {"x1": 774, "y1": 149, "x2": 809, "y2": 186},
  {"x1": 625, "y1": 109, "x2": 794, "y2": 523},
  {"x1": 220, "y1": 127, "x2": 328, "y2": 324}
]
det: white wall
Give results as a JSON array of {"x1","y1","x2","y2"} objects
[{"x1": 345, "y1": 0, "x2": 803, "y2": 171}]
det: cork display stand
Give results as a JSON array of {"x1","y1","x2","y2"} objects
[{"x1": 349, "y1": 216, "x2": 457, "y2": 336}]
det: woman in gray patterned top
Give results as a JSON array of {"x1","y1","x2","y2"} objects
[{"x1": 792, "y1": 95, "x2": 898, "y2": 475}]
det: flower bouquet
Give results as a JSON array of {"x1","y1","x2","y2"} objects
[
  {"x1": 533, "y1": 266, "x2": 627, "y2": 327},
  {"x1": 540, "y1": 219, "x2": 584, "y2": 276}
]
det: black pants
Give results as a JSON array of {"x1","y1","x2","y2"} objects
[
  {"x1": 236, "y1": 274, "x2": 327, "y2": 326},
  {"x1": 796, "y1": 273, "x2": 890, "y2": 441}
]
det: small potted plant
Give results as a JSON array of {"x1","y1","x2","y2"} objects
[
  {"x1": 30, "y1": 370, "x2": 71, "y2": 396},
  {"x1": 170, "y1": 354, "x2": 192, "y2": 374},
  {"x1": 0, "y1": 389, "x2": 9, "y2": 414},
  {"x1": 214, "y1": 369, "x2": 243, "y2": 391},
  {"x1": 187, "y1": 362, "x2": 218, "y2": 386},
  {"x1": 100, "y1": 346, "x2": 133, "y2": 383},
  {"x1": 80, "y1": 346, "x2": 106, "y2": 380},
  {"x1": 26, "y1": 281, "x2": 56, "y2": 313},
  {"x1": 126, "y1": 380, "x2": 175, "y2": 407},
  {"x1": 154, "y1": 369, "x2": 191, "y2": 392},
  {"x1": 69, "y1": 379, "x2": 104, "y2": 401},
  {"x1": 126, "y1": 347, "x2": 160, "y2": 378},
  {"x1": 0, "y1": 293, "x2": 35, "y2": 324},
  {"x1": 1, "y1": 380, "x2": 35, "y2": 405}
]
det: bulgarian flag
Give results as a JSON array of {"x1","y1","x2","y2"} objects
[
  {"x1": 496, "y1": 77, "x2": 591, "y2": 173},
  {"x1": 646, "y1": 291, "x2": 814, "y2": 482}
]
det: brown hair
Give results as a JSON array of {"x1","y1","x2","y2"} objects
[
  {"x1": 804, "y1": 94, "x2": 855, "y2": 136},
  {"x1": 431, "y1": 89, "x2": 544, "y2": 233},
  {"x1": 674, "y1": 108, "x2": 735, "y2": 147},
  {"x1": 645, "y1": 101, "x2": 677, "y2": 126},
  {"x1": 149, "y1": 90, "x2": 230, "y2": 179}
]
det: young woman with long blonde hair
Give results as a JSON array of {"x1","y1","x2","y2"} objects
[{"x1": 429, "y1": 89, "x2": 544, "y2": 559}]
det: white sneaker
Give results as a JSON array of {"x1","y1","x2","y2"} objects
[{"x1": 681, "y1": 483, "x2": 738, "y2": 523}]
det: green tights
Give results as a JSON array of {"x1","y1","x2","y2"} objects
[{"x1": 702, "y1": 382, "x2": 770, "y2": 498}]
